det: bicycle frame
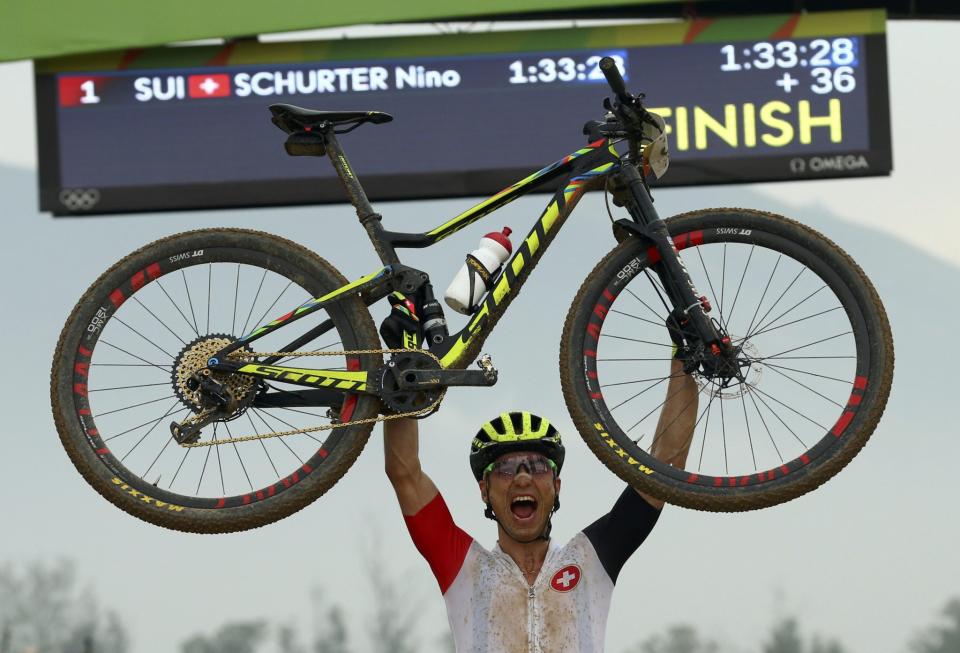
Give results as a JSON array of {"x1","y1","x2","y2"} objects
[{"x1": 210, "y1": 131, "x2": 623, "y2": 396}]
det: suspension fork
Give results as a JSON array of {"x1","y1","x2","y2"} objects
[{"x1": 613, "y1": 164, "x2": 728, "y2": 352}]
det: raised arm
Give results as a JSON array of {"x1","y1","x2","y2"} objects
[
  {"x1": 384, "y1": 417, "x2": 440, "y2": 516},
  {"x1": 639, "y1": 358, "x2": 699, "y2": 509}
]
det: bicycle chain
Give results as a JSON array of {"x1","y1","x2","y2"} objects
[{"x1": 177, "y1": 347, "x2": 445, "y2": 448}]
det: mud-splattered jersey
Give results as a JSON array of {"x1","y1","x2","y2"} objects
[{"x1": 404, "y1": 488, "x2": 660, "y2": 652}]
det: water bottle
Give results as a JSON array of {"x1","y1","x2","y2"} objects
[{"x1": 444, "y1": 227, "x2": 513, "y2": 314}]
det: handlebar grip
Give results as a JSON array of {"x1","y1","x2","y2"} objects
[{"x1": 599, "y1": 56, "x2": 629, "y2": 100}]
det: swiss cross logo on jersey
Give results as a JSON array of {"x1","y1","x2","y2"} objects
[
  {"x1": 550, "y1": 565, "x2": 582, "y2": 592},
  {"x1": 188, "y1": 74, "x2": 231, "y2": 98}
]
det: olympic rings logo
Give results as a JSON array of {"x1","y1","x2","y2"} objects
[{"x1": 59, "y1": 188, "x2": 101, "y2": 211}]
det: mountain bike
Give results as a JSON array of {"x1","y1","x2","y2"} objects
[{"x1": 51, "y1": 58, "x2": 893, "y2": 533}]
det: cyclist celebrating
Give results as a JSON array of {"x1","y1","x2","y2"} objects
[{"x1": 384, "y1": 358, "x2": 697, "y2": 652}]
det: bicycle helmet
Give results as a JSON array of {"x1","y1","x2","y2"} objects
[{"x1": 470, "y1": 411, "x2": 565, "y2": 481}]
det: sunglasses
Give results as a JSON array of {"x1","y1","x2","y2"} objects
[{"x1": 485, "y1": 454, "x2": 557, "y2": 479}]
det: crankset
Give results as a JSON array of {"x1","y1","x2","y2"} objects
[{"x1": 374, "y1": 352, "x2": 498, "y2": 416}]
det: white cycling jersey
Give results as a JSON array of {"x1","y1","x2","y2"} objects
[{"x1": 404, "y1": 489, "x2": 660, "y2": 653}]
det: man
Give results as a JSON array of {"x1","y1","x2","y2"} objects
[{"x1": 383, "y1": 358, "x2": 698, "y2": 652}]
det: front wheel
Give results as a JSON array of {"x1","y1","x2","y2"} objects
[
  {"x1": 561, "y1": 209, "x2": 893, "y2": 511},
  {"x1": 51, "y1": 228, "x2": 382, "y2": 533}
]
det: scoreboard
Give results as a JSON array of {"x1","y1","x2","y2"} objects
[{"x1": 34, "y1": 9, "x2": 891, "y2": 215}]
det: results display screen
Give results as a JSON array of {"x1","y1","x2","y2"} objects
[{"x1": 35, "y1": 9, "x2": 891, "y2": 215}]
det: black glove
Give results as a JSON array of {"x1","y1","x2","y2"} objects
[{"x1": 379, "y1": 292, "x2": 422, "y2": 349}]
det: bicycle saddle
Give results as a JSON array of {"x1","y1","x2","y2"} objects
[{"x1": 269, "y1": 104, "x2": 393, "y2": 134}]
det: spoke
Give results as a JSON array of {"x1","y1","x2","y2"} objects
[
  {"x1": 642, "y1": 269, "x2": 673, "y2": 317},
  {"x1": 602, "y1": 372, "x2": 689, "y2": 389},
  {"x1": 223, "y1": 423, "x2": 254, "y2": 492},
  {"x1": 762, "y1": 362, "x2": 853, "y2": 385},
  {"x1": 696, "y1": 246, "x2": 727, "y2": 333},
  {"x1": 241, "y1": 269, "x2": 269, "y2": 337},
  {"x1": 720, "y1": 393, "x2": 728, "y2": 475},
  {"x1": 741, "y1": 306, "x2": 843, "y2": 341},
  {"x1": 759, "y1": 355, "x2": 855, "y2": 360},
  {"x1": 132, "y1": 296, "x2": 188, "y2": 345},
  {"x1": 97, "y1": 394, "x2": 177, "y2": 417},
  {"x1": 91, "y1": 362, "x2": 171, "y2": 369},
  {"x1": 247, "y1": 413, "x2": 280, "y2": 478},
  {"x1": 765, "y1": 365, "x2": 844, "y2": 408},
  {"x1": 196, "y1": 422, "x2": 216, "y2": 495},
  {"x1": 745, "y1": 267, "x2": 806, "y2": 342},
  {"x1": 214, "y1": 422, "x2": 225, "y2": 495},
  {"x1": 746, "y1": 388, "x2": 784, "y2": 463},
  {"x1": 750, "y1": 285, "x2": 828, "y2": 340},
  {"x1": 609, "y1": 309, "x2": 663, "y2": 329},
  {"x1": 118, "y1": 403, "x2": 185, "y2": 461},
  {"x1": 746, "y1": 386, "x2": 808, "y2": 450},
  {"x1": 206, "y1": 263, "x2": 212, "y2": 334},
  {"x1": 168, "y1": 445, "x2": 191, "y2": 490},
  {"x1": 696, "y1": 384, "x2": 719, "y2": 472},
  {"x1": 111, "y1": 316, "x2": 175, "y2": 359},
  {"x1": 249, "y1": 281, "x2": 294, "y2": 336},
  {"x1": 273, "y1": 406, "x2": 332, "y2": 419},
  {"x1": 744, "y1": 254, "x2": 782, "y2": 341},
  {"x1": 725, "y1": 244, "x2": 755, "y2": 329},
  {"x1": 89, "y1": 381, "x2": 170, "y2": 392},
  {"x1": 232, "y1": 264, "x2": 241, "y2": 335},
  {"x1": 739, "y1": 391, "x2": 758, "y2": 470},
  {"x1": 156, "y1": 278, "x2": 200, "y2": 337},
  {"x1": 98, "y1": 340, "x2": 172, "y2": 374},
  {"x1": 632, "y1": 381, "x2": 708, "y2": 444},
  {"x1": 181, "y1": 269, "x2": 201, "y2": 336},
  {"x1": 719, "y1": 243, "x2": 727, "y2": 330},
  {"x1": 625, "y1": 287, "x2": 666, "y2": 323},
  {"x1": 603, "y1": 334, "x2": 672, "y2": 348},
  {"x1": 143, "y1": 434, "x2": 175, "y2": 480},
  {"x1": 253, "y1": 408, "x2": 324, "y2": 446},
  {"x1": 609, "y1": 377, "x2": 669, "y2": 413},
  {"x1": 758, "y1": 331, "x2": 853, "y2": 361},
  {"x1": 104, "y1": 401, "x2": 182, "y2": 442},
  {"x1": 598, "y1": 357, "x2": 676, "y2": 362},
  {"x1": 749, "y1": 385, "x2": 824, "y2": 433}
]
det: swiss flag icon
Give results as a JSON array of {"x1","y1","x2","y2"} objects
[{"x1": 188, "y1": 74, "x2": 231, "y2": 98}]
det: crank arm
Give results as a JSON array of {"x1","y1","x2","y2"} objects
[
  {"x1": 396, "y1": 368, "x2": 498, "y2": 390},
  {"x1": 396, "y1": 355, "x2": 498, "y2": 390}
]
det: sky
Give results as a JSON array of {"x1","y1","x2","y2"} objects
[{"x1": 0, "y1": 17, "x2": 958, "y2": 653}]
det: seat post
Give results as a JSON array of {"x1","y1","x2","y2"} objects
[{"x1": 324, "y1": 130, "x2": 400, "y2": 266}]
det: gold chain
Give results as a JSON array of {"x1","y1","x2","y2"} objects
[{"x1": 178, "y1": 348, "x2": 444, "y2": 448}]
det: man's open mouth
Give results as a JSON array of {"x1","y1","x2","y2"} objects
[{"x1": 510, "y1": 495, "x2": 538, "y2": 520}]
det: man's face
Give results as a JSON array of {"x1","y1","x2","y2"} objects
[{"x1": 479, "y1": 451, "x2": 561, "y2": 542}]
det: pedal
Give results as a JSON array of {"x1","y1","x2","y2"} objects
[{"x1": 477, "y1": 354, "x2": 498, "y2": 384}]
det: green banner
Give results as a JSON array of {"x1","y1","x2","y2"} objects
[
  {"x1": 4, "y1": 0, "x2": 699, "y2": 63},
  {"x1": 33, "y1": 9, "x2": 885, "y2": 73}
]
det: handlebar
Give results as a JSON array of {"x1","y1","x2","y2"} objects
[{"x1": 599, "y1": 56, "x2": 630, "y2": 103}]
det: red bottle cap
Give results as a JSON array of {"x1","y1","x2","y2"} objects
[{"x1": 483, "y1": 227, "x2": 513, "y2": 253}]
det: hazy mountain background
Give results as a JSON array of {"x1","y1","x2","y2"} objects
[{"x1": 0, "y1": 153, "x2": 956, "y2": 652}]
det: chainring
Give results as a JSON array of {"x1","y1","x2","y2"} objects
[{"x1": 375, "y1": 350, "x2": 444, "y2": 416}]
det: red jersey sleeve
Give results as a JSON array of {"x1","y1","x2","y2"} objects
[{"x1": 403, "y1": 493, "x2": 474, "y2": 595}]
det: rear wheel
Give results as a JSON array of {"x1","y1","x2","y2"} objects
[
  {"x1": 561, "y1": 209, "x2": 893, "y2": 511},
  {"x1": 51, "y1": 228, "x2": 381, "y2": 533}
]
